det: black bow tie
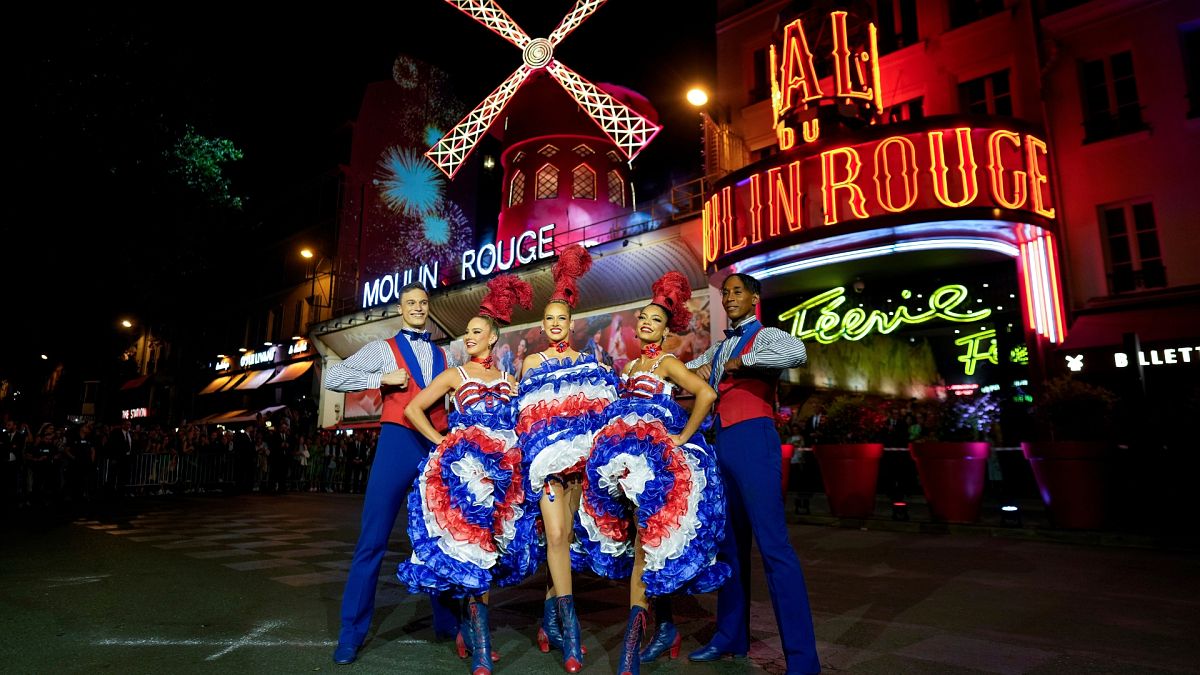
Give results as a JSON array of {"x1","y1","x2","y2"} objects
[
  {"x1": 724, "y1": 326, "x2": 746, "y2": 339},
  {"x1": 402, "y1": 329, "x2": 432, "y2": 343}
]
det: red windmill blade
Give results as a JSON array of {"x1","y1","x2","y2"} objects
[{"x1": 426, "y1": 0, "x2": 662, "y2": 179}]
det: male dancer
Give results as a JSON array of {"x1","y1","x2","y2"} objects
[
  {"x1": 325, "y1": 282, "x2": 457, "y2": 664},
  {"x1": 686, "y1": 273, "x2": 820, "y2": 674}
]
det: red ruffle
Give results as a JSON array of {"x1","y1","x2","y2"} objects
[
  {"x1": 422, "y1": 427, "x2": 511, "y2": 552},
  {"x1": 516, "y1": 394, "x2": 609, "y2": 435}
]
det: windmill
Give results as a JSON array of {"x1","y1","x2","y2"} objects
[{"x1": 426, "y1": 0, "x2": 663, "y2": 180}]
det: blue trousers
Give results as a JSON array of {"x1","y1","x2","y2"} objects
[
  {"x1": 712, "y1": 417, "x2": 820, "y2": 674},
  {"x1": 338, "y1": 424, "x2": 458, "y2": 646}
]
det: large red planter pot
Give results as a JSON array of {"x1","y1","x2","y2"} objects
[
  {"x1": 908, "y1": 442, "x2": 991, "y2": 523},
  {"x1": 1021, "y1": 441, "x2": 1110, "y2": 529},
  {"x1": 813, "y1": 443, "x2": 884, "y2": 518}
]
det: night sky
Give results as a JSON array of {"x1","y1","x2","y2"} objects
[{"x1": 6, "y1": 2, "x2": 716, "y2": 387}]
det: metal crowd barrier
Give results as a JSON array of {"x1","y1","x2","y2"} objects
[{"x1": 105, "y1": 453, "x2": 238, "y2": 492}]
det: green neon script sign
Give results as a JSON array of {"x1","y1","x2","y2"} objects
[{"x1": 778, "y1": 284, "x2": 992, "y2": 344}]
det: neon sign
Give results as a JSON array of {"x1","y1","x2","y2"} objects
[
  {"x1": 770, "y1": 10, "x2": 882, "y2": 147},
  {"x1": 288, "y1": 340, "x2": 309, "y2": 356},
  {"x1": 240, "y1": 346, "x2": 276, "y2": 368},
  {"x1": 122, "y1": 407, "x2": 148, "y2": 420},
  {"x1": 956, "y1": 329, "x2": 998, "y2": 376},
  {"x1": 778, "y1": 284, "x2": 992, "y2": 344},
  {"x1": 362, "y1": 224, "x2": 557, "y2": 309},
  {"x1": 702, "y1": 126, "x2": 1055, "y2": 266},
  {"x1": 1114, "y1": 345, "x2": 1198, "y2": 368}
]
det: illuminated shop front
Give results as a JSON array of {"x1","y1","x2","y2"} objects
[{"x1": 703, "y1": 8, "x2": 1066, "y2": 413}]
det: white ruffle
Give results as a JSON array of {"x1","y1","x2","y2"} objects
[
  {"x1": 450, "y1": 455, "x2": 494, "y2": 507},
  {"x1": 577, "y1": 499, "x2": 635, "y2": 557},
  {"x1": 528, "y1": 431, "x2": 592, "y2": 491},
  {"x1": 641, "y1": 445, "x2": 708, "y2": 572},
  {"x1": 594, "y1": 453, "x2": 653, "y2": 507}
]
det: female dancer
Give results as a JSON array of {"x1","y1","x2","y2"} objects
[
  {"x1": 515, "y1": 244, "x2": 618, "y2": 673},
  {"x1": 395, "y1": 275, "x2": 535, "y2": 675},
  {"x1": 576, "y1": 271, "x2": 729, "y2": 675}
]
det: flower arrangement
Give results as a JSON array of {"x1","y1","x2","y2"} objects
[
  {"x1": 1032, "y1": 375, "x2": 1117, "y2": 442},
  {"x1": 918, "y1": 392, "x2": 1002, "y2": 442},
  {"x1": 817, "y1": 395, "x2": 888, "y2": 444}
]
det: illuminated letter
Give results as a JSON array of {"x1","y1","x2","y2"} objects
[
  {"x1": 537, "y1": 223, "x2": 555, "y2": 259},
  {"x1": 928, "y1": 285, "x2": 992, "y2": 322},
  {"x1": 477, "y1": 243, "x2": 496, "y2": 276},
  {"x1": 515, "y1": 230, "x2": 538, "y2": 264},
  {"x1": 1114, "y1": 352, "x2": 1128, "y2": 368},
  {"x1": 873, "y1": 135, "x2": 919, "y2": 213},
  {"x1": 495, "y1": 237, "x2": 515, "y2": 271},
  {"x1": 363, "y1": 278, "x2": 382, "y2": 307},
  {"x1": 768, "y1": 160, "x2": 804, "y2": 235},
  {"x1": 461, "y1": 248, "x2": 477, "y2": 280},
  {"x1": 777, "y1": 287, "x2": 846, "y2": 342},
  {"x1": 987, "y1": 130, "x2": 1027, "y2": 210},
  {"x1": 419, "y1": 262, "x2": 438, "y2": 289},
  {"x1": 955, "y1": 329, "x2": 998, "y2": 376},
  {"x1": 778, "y1": 18, "x2": 823, "y2": 116},
  {"x1": 1025, "y1": 135, "x2": 1056, "y2": 218},
  {"x1": 928, "y1": 128, "x2": 980, "y2": 208},
  {"x1": 830, "y1": 11, "x2": 876, "y2": 103},
  {"x1": 702, "y1": 194, "x2": 720, "y2": 264},
  {"x1": 379, "y1": 274, "x2": 395, "y2": 304},
  {"x1": 748, "y1": 173, "x2": 765, "y2": 244},
  {"x1": 720, "y1": 186, "x2": 744, "y2": 254},
  {"x1": 821, "y1": 147, "x2": 870, "y2": 225}
]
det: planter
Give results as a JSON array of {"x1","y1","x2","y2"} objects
[
  {"x1": 813, "y1": 443, "x2": 884, "y2": 518},
  {"x1": 908, "y1": 441, "x2": 991, "y2": 523},
  {"x1": 780, "y1": 444, "x2": 795, "y2": 496},
  {"x1": 1021, "y1": 441, "x2": 1111, "y2": 529}
]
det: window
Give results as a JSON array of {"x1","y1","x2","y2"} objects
[
  {"x1": 571, "y1": 164, "x2": 596, "y2": 199},
  {"x1": 1181, "y1": 23, "x2": 1200, "y2": 118},
  {"x1": 750, "y1": 47, "x2": 770, "y2": 103},
  {"x1": 1100, "y1": 201, "x2": 1166, "y2": 294},
  {"x1": 959, "y1": 70, "x2": 1011, "y2": 116},
  {"x1": 1079, "y1": 51, "x2": 1146, "y2": 142},
  {"x1": 509, "y1": 170, "x2": 526, "y2": 207},
  {"x1": 606, "y1": 150, "x2": 622, "y2": 163},
  {"x1": 537, "y1": 144, "x2": 559, "y2": 158},
  {"x1": 511, "y1": 150, "x2": 527, "y2": 164},
  {"x1": 535, "y1": 164, "x2": 559, "y2": 200},
  {"x1": 876, "y1": 0, "x2": 918, "y2": 55},
  {"x1": 949, "y1": 0, "x2": 1004, "y2": 29},
  {"x1": 885, "y1": 96, "x2": 924, "y2": 123},
  {"x1": 573, "y1": 144, "x2": 594, "y2": 157},
  {"x1": 607, "y1": 170, "x2": 625, "y2": 206}
]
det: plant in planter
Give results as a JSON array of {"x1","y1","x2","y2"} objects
[
  {"x1": 1023, "y1": 375, "x2": 1118, "y2": 529},
  {"x1": 908, "y1": 393, "x2": 1000, "y2": 523},
  {"x1": 812, "y1": 395, "x2": 887, "y2": 518}
]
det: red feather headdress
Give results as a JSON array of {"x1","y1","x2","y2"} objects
[
  {"x1": 549, "y1": 244, "x2": 593, "y2": 309},
  {"x1": 479, "y1": 274, "x2": 533, "y2": 324},
  {"x1": 650, "y1": 270, "x2": 693, "y2": 333}
]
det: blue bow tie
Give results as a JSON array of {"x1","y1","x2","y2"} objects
[
  {"x1": 401, "y1": 329, "x2": 432, "y2": 343},
  {"x1": 723, "y1": 326, "x2": 745, "y2": 339}
]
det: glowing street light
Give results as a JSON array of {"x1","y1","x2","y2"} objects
[
  {"x1": 120, "y1": 319, "x2": 133, "y2": 328},
  {"x1": 686, "y1": 87, "x2": 709, "y2": 107},
  {"x1": 300, "y1": 248, "x2": 315, "y2": 259}
]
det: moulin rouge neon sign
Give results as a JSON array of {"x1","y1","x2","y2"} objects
[{"x1": 778, "y1": 284, "x2": 992, "y2": 344}]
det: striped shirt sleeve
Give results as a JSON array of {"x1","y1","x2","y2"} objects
[
  {"x1": 741, "y1": 327, "x2": 808, "y2": 369},
  {"x1": 324, "y1": 341, "x2": 397, "y2": 392},
  {"x1": 685, "y1": 343, "x2": 719, "y2": 370}
]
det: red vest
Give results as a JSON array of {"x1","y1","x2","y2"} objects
[
  {"x1": 381, "y1": 339, "x2": 448, "y2": 432},
  {"x1": 715, "y1": 330, "x2": 778, "y2": 428}
]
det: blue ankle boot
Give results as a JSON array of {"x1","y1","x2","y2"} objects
[
  {"x1": 618, "y1": 606, "x2": 648, "y2": 675},
  {"x1": 639, "y1": 621, "x2": 680, "y2": 662},
  {"x1": 537, "y1": 597, "x2": 563, "y2": 652},
  {"x1": 556, "y1": 594, "x2": 583, "y2": 673},
  {"x1": 465, "y1": 599, "x2": 492, "y2": 675}
]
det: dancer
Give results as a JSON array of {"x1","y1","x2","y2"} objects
[
  {"x1": 395, "y1": 275, "x2": 535, "y2": 675},
  {"x1": 687, "y1": 272, "x2": 821, "y2": 674},
  {"x1": 515, "y1": 244, "x2": 618, "y2": 673},
  {"x1": 575, "y1": 271, "x2": 727, "y2": 675},
  {"x1": 325, "y1": 282, "x2": 458, "y2": 665}
]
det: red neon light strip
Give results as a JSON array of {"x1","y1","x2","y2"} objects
[{"x1": 1045, "y1": 233, "x2": 1067, "y2": 343}]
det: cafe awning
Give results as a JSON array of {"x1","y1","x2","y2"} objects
[
  {"x1": 198, "y1": 375, "x2": 233, "y2": 395},
  {"x1": 235, "y1": 368, "x2": 277, "y2": 391},
  {"x1": 1061, "y1": 302, "x2": 1200, "y2": 351},
  {"x1": 266, "y1": 360, "x2": 313, "y2": 384}
]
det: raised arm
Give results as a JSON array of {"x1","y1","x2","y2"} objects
[
  {"x1": 404, "y1": 369, "x2": 461, "y2": 445},
  {"x1": 325, "y1": 341, "x2": 404, "y2": 392},
  {"x1": 741, "y1": 327, "x2": 808, "y2": 369},
  {"x1": 659, "y1": 356, "x2": 717, "y2": 447}
]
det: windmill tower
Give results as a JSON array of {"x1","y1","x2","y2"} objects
[{"x1": 426, "y1": 0, "x2": 662, "y2": 246}]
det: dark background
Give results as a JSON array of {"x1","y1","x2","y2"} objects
[{"x1": 5, "y1": 2, "x2": 716, "y2": 393}]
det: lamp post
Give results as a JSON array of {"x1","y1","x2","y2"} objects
[{"x1": 300, "y1": 248, "x2": 334, "y2": 327}]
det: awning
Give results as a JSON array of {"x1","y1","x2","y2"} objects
[
  {"x1": 121, "y1": 375, "x2": 151, "y2": 391},
  {"x1": 260, "y1": 404, "x2": 288, "y2": 415},
  {"x1": 217, "y1": 372, "x2": 249, "y2": 391},
  {"x1": 1061, "y1": 303, "x2": 1200, "y2": 351},
  {"x1": 193, "y1": 409, "x2": 250, "y2": 424},
  {"x1": 235, "y1": 368, "x2": 278, "y2": 390},
  {"x1": 198, "y1": 375, "x2": 234, "y2": 395},
  {"x1": 266, "y1": 360, "x2": 313, "y2": 384}
]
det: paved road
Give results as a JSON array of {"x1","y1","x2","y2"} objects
[{"x1": 2, "y1": 493, "x2": 1197, "y2": 674}]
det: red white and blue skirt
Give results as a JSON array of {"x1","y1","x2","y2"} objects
[
  {"x1": 576, "y1": 372, "x2": 730, "y2": 597},
  {"x1": 514, "y1": 354, "x2": 619, "y2": 569},
  {"x1": 396, "y1": 380, "x2": 534, "y2": 597}
]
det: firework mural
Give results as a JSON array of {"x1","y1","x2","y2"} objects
[{"x1": 339, "y1": 56, "x2": 480, "y2": 290}]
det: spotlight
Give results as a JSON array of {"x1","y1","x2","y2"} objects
[
  {"x1": 1000, "y1": 501, "x2": 1022, "y2": 527},
  {"x1": 891, "y1": 500, "x2": 910, "y2": 521},
  {"x1": 852, "y1": 277, "x2": 865, "y2": 293}
]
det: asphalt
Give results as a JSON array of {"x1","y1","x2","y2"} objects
[{"x1": 2, "y1": 493, "x2": 1197, "y2": 674}]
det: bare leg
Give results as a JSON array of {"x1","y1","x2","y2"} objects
[
  {"x1": 630, "y1": 530, "x2": 648, "y2": 609},
  {"x1": 541, "y1": 481, "x2": 573, "y2": 597}
]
